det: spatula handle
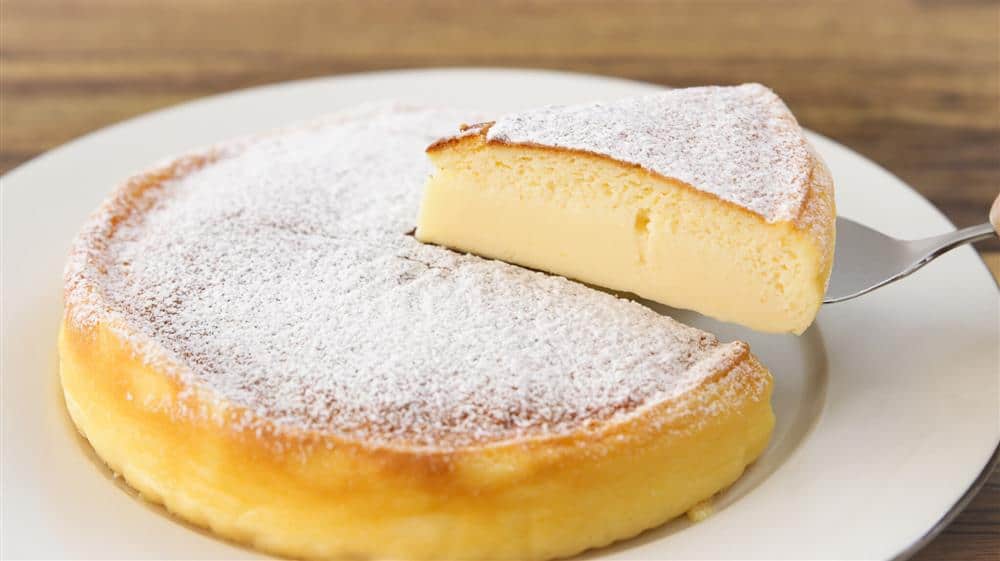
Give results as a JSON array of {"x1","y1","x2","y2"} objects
[{"x1": 990, "y1": 192, "x2": 1000, "y2": 235}]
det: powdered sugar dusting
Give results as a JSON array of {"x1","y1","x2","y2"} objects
[
  {"x1": 487, "y1": 83, "x2": 811, "y2": 223},
  {"x1": 64, "y1": 104, "x2": 750, "y2": 449}
]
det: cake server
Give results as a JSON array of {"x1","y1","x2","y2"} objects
[{"x1": 824, "y1": 193, "x2": 999, "y2": 303}]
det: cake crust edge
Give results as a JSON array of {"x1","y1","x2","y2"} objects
[{"x1": 59, "y1": 315, "x2": 774, "y2": 559}]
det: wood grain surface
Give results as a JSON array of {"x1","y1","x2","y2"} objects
[{"x1": 2, "y1": 1, "x2": 997, "y2": 559}]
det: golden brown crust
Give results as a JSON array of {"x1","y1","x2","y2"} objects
[
  {"x1": 797, "y1": 143, "x2": 838, "y2": 282},
  {"x1": 425, "y1": 121, "x2": 494, "y2": 151},
  {"x1": 60, "y1": 315, "x2": 773, "y2": 559}
]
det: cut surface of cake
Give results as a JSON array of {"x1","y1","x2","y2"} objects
[
  {"x1": 60, "y1": 105, "x2": 774, "y2": 560},
  {"x1": 417, "y1": 84, "x2": 835, "y2": 334}
]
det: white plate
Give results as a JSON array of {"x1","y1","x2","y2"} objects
[{"x1": 2, "y1": 69, "x2": 997, "y2": 560}]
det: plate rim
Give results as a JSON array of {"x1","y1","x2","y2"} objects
[{"x1": 893, "y1": 443, "x2": 998, "y2": 561}]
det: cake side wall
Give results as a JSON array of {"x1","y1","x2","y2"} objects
[{"x1": 58, "y1": 316, "x2": 773, "y2": 560}]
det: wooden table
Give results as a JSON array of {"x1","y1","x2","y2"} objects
[{"x1": 3, "y1": 1, "x2": 997, "y2": 559}]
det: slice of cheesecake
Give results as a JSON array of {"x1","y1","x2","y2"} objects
[{"x1": 416, "y1": 84, "x2": 835, "y2": 334}]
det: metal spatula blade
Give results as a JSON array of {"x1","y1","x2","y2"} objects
[{"x1": 824, "y1": 194, "x2": 999, "y2": 303}]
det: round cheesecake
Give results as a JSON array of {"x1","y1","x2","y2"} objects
[{"x1": 60, "y1": 104, "x2": 775, "y2": 560}]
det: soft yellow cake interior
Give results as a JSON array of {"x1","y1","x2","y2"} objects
[
  {"x1": 417, "y1": 134, "x2": 833, "y2": 334},
  {"x1": 59, "y1": 317, "x2": 774, "y2": 560}
]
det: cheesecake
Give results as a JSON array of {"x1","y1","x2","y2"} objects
[
  {"x1": 60, "y1": 104, "x2": 775, "y2": 560},
  {"x1": 417, "y1": 84, "x2": 836, "y2": 334}
]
